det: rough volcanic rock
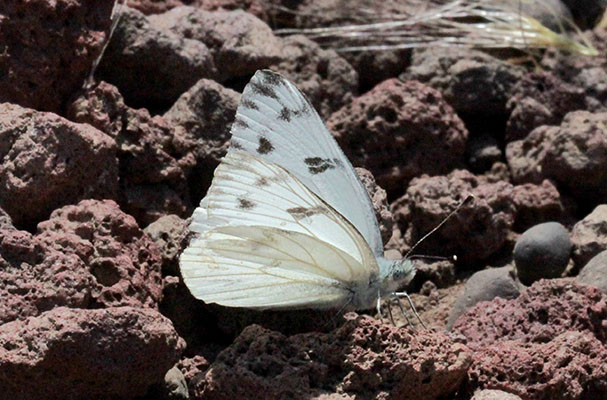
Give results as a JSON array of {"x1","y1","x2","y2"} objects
[
  {"x1": 511, "y1": 180, "x2": 564, "y2": 231},
  {"x1": 0, "y1": 0, "x2": 114, "y2": 112},
  {"x1": 68, "y1": 81, "x2": 190, "y2": 226},
  {"x1": 198, "y1": 314, "x2": 471, "y2": 400},
  {"x1": 36, "y1": 199, "x2": 163, "y2": 309},
  {"x1": 571, "y1": 205, "x2": 607, "y2": 268},
  {"x1": 0, "y1": 306, "x2": 184, "y2": 400},
  {"x1": 505, "y1": 71, "x2": 585, "y2": 142},
  {"x1": 578, "y1": 250, "x2": 607, "y2": 294},
  {"x1": 0, "y1": 222, "x2": 94, "y2": 324},
  {"x1": 506, "y1": 111, "x2": 607, "y2": 205},
  {"x1": 466, "y1": 331, "x2": 607, "y2": 400},
  {"x1": 97, "y1": 6, "x2": 216, "y2": 109},
  {"x1": 447, "y1": 266, "x2": 520, "y2": 329},
  {"x1": 269, "y1": 34, "x2": 358, "y2": 119},
  {"x1": 178, "y1": 355, "x2": 210, "y2": 400},
  {"x1": 471, "y1": 389, "x2": 523, "y2": 400},
  {"x1": 403, "y1": 47, "x2": 525, "y2": 116},
  {"x1": 149, "y1": 6, "x2": 281, "y2": 81},
  {"x1": 466, "y1": 134, "x2": 502, "y2": 173},
  {"x1": 393, "y1": 170, "x2": 515, "y2": 264},
  {"x1": 355, "y1": 167, "x2": 393, "y2": 246},
  {"x1": 164, "y1": 78, "x2": 240, "y2": 201},
  {"x1": 451, "y1": 279, "x2": 607, "y2": 349},
  {"x1": 144, "y1": 214, "x2": 190, "y2": 276},
  {"x1": 328, "y1": 79, "x2": 468, "y2": 194},
  {"x1": 0, "y1": 103, "x2": 118, "y2": 228},
  {"x1": 513, "y1": 222, "x2": 572, "y2": 286}
]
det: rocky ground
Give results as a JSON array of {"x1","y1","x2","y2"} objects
[{"x1": 1, "y1": 0, "x2": 607, "y2": 399}]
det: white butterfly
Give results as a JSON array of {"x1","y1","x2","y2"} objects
[{"x1": 180, "y1": 70, "x2": 416, "y2": 315}]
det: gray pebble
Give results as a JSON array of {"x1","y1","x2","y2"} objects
[
  {"x1": 513, "y1": 222, "x2": 572, "y2": 285},
  {"x1": 447, "y1": 266, "x2": 520, "y2": 329}
]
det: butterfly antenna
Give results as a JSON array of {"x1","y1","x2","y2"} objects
[
  {"x1": 407, "y1": 254, "x2": 457, "y2": 262},
  {"x1": 404, "y1": 194, "x2": 474, "y2": 260}
]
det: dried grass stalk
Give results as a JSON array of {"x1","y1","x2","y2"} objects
[{"x1": 274, "y1": 0, "x2": 597, "y2": 56}]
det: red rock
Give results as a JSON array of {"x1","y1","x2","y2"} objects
[
  {"x1": 404, "y1": 47, "x2": 524, "y2": 116},
  {"x1": 144, "y1": 214, "x2": 190, "y2": 275},
  {"x1": 0, "y1": 103, "x2": 118, "y2": 228},
  {"x1": 0, "y1": 225, "x2": 94, "y2": 324},
  {"x1": 164, "y1": 78, "x2": 240, "y2": 200},
  {"x1": 36, "y1": 199, "x2": 163, "y2": 309},
  {"x1": 571, "y1": 205, "x2": 607, "y2": 268},
  {"x1": 328, "y1": 79, "x2": 468, "y2": 194},
  {"x1": 197, "y1": 314, "x2": 471, "y2": 400},
  {"x1": 506, "y1": 71, "x2": 585, "y2": 142},
  {"x1": 393, "y1": 170, "x2": 515, "y2": 264},
  {"x1": 178, "y1": 355, "x2": 211, "y2": 399},
  {"x1": 512, "y1": 180, "x2": 564, "y2": 231},
  {"x1": 96, "y1": 6, "x2": 216, "y2": 109},
  {"x1": 0, "y1": 306, "x2": 185, "y2": 400},
  {"x1": 506, "y1": 111, "x2": 607, "y2": 205},
  {"x1": 467, "y1": 331, "x2": 607, "y2": 399},
  {"x1": 68, "y1": 81, "x2": 190, "y2": 226},
  {"x1": 149, "y1": 6, "x2": 281, "y2": 81},
  {"x1": 0, "y1": 0, "x2": 114, "y2": 112},
  {"x1": 451, "y1": 279, "x2": 607, "y2": 349}
]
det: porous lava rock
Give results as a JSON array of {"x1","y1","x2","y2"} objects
[
  {"x1": 36, "y1": 199, "x2": 163, "y2": 309},
  {"x1": 506, "y1": 111, "x2": 607, "y2": 206},
  {"x1": 328, "y1": 79, "x2": 468, "y2": 194},
  {"x1": 68, "y1": 81, "x2": 191, "y2": 226},
  {"x1": 511, "y1": 180, "x2": 564, "y2": 231},
  {"x1": 505, "y1": 71, "x2": 585, "y2": 142},
  {"x1": 0, "y1": 0, "x2": 114, "y2": 112},
  {"x1": 355, "y1": 167, "x2": 393, "y2": 246},
  {"x1": 0, "y1": 103, "x2": 118, "y2": 228},
  {"x1": 451, "y1": 279, "x2": 607, "y2": 349},
  {"x1": 197, "y1": 314, "x2": 471, "y2": 400},
  {"x1": 0, "y1": 306, "x2": 184, "y2": 400},
  {"x1": 97, "y1": 6, "x2": 216, "y2": 109},
  {"x1": 466, "y1": 331, "x2": 607, "y2": 400},
  {"x1": 164, "y1": 78, "x2": 239, "y2": 201},
  {"x1": 571, "y1": 205, "x2": 607, "y2": 268},
  {"x1": 148, "y1": 6, "x2": 281, "y2": 81},
  {"x1": 393, "y1": 170, "x2": 515, "y2": 264},
  {"x1": 0, "y1": 218, "x2": 94, "y2": 324},
  {"x1": 403, "y1": 47, "x2": 525, "y2": 116}
]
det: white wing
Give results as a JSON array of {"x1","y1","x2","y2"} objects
[
  {"x1": 181, "y1": 151, "x2": 378, "y2": 309},
  {"x1": 228, "y1": 70, "x2": 384, "y2": 256}
]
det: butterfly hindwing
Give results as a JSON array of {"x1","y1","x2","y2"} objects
[
  {"x1": 229, "y1": 70, "x2": 384, "y2": 256},
  {"x1": 181, "y1": 151, "x2": 379, "y2": 309}
]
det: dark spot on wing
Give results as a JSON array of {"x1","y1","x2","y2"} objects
[
  {"x1": 287, "y1": 206, "x2": 327, "y2": 220},
  {"x1": 332, "y1": 158, "x2": 345, "y2": 168},
  {"x1": 233, "y1": 117, "x2": 249, "y2": 129},
  {"x1": 257, "y1": 137, "x2": 274, "y2": 154},
  {"x1": 241, "y1": 99, "x2": 259, "y2": 110},
  {"x1": 262, "y1": 71, "x2": 283, "y2": 86},
  {"x1": 230, "y1": 140, "x2": 244, "y2": 150},
  {"x1": 237, "y1": 198, "x2": 256, "y2": 210},
  {"x1": 251, "y1": 82, "x2": 278, "y2": 99},
  {"x1": 304, "y1": 157, "x2": 336, "y2": 174},
  {"x1": 278, "y1": 107, "x2": 291, "y2": 122},
  {"x1": 256, "y1": 176, "x2": 270, "y2": 186}
]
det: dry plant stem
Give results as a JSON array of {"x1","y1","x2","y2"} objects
[{"x1": 275, "y1": 0, "x2": 597, "y2": 56}]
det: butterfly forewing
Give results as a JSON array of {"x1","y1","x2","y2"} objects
[{"x1": 229, "y1": 70, "x2": 384, "y2": 256}]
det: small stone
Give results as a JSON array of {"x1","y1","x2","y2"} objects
[
  {"x1": 144, "y1": 214, "x2": 190, "y2": 275},
  {"x1": 447, "y1": 266, "x2": 520, "y2": 329},
  {"x1": 513, "y1": 222, "x2": 572, "y2": 285},
  {"x1": 467, "y1": 134, "x2": 502, "y2": 172},
  {"x1": 163, "y1": 366, "x2": 190, "y2": 400},
  {"x1": 471, "y1": 389, "x2": 522, "y2": 400},
  {"x1": 577, "y1": 250, "x2": 607, "y2": 294}
]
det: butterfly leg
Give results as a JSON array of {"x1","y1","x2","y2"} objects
[
  {"x1": 392, "y1": 295, "x2": 414, "y2": 329},
  {"x1": 393, "y1": 291, "x2": 427, "y2": 329},
  {"x1": 386, "y1": 297, "x2": 397, "y2": 326},
  {"x1": 376, "y1": 290, "x2": 384, "y2": 323}
]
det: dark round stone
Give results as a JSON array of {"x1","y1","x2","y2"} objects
[{"x1": 513, "y1": 222, "x2": 572, "y2": 285}]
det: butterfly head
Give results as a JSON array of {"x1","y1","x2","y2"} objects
[{"x1": 377, "y1": 257, "x2": 416, "y2": 295}]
